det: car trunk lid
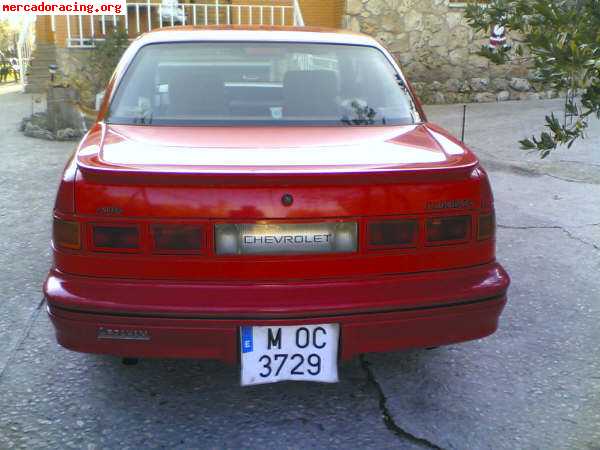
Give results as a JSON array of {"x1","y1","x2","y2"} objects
[{"x1": 76, "y1": 123, "x2": 478, "y2": 184}]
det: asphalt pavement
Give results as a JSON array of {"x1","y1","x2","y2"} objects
[{"x1": 0, "y1": 82, "x2": 598, "y2": 450}]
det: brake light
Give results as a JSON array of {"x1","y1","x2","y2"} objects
[
  {"x1": 93, "y1": 225, "x2": 139, "y2": 249},
  {"x1": 368, "y1": 220, "x2": 418, "y2": 249},
  {"x1": 53, "y1": 218, "x2": 80, "y2": 250},
  {"x1": 151, "y1": 224, "x2": 203, "y2": 253},
  {"x1": 426, "y1": 216, "x2": 470, "y2": 244},
  {"x1": 477, "y1": 213, "x2": 495, "y2": 240}
]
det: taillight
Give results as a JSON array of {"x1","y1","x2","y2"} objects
[
  {"x1": 368, "y1": 220, "x2": 418, "y2": 249},
  {"x1": 53, "y1": 218, "x2": 80, "y2": 250},
  {"x1": 479, "y1": 171, "x2": 494, "y2": 210},
  {"x1": 477, "y1": 213, "x2": 495, "y2": 240},
  {"x1": 151, "y1": 224, "x2": 203, "y2": 254},
  {"x1": 426, "y1": 215, "x2": 470, "y2": 244},
  {"x1": 93, "y1": 225, "x2": 139, "y2": 250}
]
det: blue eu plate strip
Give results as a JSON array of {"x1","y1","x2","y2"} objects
[{"x1": 241, "y1": 326, "x2": 253, "y2": 353}]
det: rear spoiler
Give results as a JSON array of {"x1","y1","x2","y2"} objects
[{"x1": 77, "y1": 162, "x2": 478, "y2": 186}]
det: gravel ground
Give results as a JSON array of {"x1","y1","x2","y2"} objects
[{"x1": 0, "y1": 84, "x2": 598, "y2": 449}]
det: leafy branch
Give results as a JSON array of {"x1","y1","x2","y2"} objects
[
  {"x1": 67, "y1": 30, "x2": 129, "y2": 110},
  {"x1": 464, "y1": 0, "x2": 600, "y2": 157}
]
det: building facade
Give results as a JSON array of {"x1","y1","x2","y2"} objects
[{"x1": 30, "y1": 0, "x2": 543, "y2": 102}]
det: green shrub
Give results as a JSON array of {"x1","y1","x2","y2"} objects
[{"x1": 68, "y1": 30, "x2": 129, "y2": 109}]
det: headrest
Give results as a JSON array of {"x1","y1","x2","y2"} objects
[
  {"x1": 166, "y1": 69, "x2": 226, "y2": 115},
  {"x1": 283, "y1": 70, "x2": 339, "y2": 117}
]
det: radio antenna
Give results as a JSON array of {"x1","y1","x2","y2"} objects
[{"x1": 461, "y1": 104, "x2": 467, "y2": 143}]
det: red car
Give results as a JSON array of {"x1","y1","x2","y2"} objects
[{"x1": 45, "y1": 27, "x2": 509, "y2": 385}]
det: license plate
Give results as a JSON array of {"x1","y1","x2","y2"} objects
[{"x1": 240, "y1": 324, "x2": 339, "y2": 386}]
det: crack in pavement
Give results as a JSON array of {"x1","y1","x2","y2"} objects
[
  {"x1": 471, "y1": 146, "x2": 599, "y2": 185},
  {"x1": 558, "y1": 159, "x2": 600, "y2": 168},
  {"x1": 359, "y1": 355, "x2": 445, "y2": 450},
  {"x1": 498, "y1": 224, "x2": 600, "y2": 251},
  {"x1": 543, "y1": 172, "x2": 592, "y2": 184},
  {"x1": 0, "y1": 298, "x2": 45, "y2": 380}
]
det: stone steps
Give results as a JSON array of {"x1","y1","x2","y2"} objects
[
  {"x1": 29, "y1": 61, "x2": 57, "y2": 70},
  {"x1": 29, "y1": 61, "x2": 57, "y2": 69},
  {"x1": 25, "y1": 74, "x2": 52, "y2": 82},
  {"x1": 24, "y1": 43, "x2": 58, "y2": 94},
  {"x1": 30, "y1": 52, "x2": 56, "y2": 59}
]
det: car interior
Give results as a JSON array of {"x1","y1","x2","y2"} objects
[{"x1": 108, "y1": 43, "x2": 416, "y2": 125}]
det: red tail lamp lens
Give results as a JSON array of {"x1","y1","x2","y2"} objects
[
  {"x1": 478, "y1": 213, "x2": 495, "y2": 240},
  {"x1": 93, "y1": 225, "x2": 139, "y2": 249},
  {"x1": 151, "y1": 225, "x2": 203, "y2": 253},
  {"x1": 368, "y1": 220, "x2": 418, "y2": 248},
  {"x1": 53, "y1": 218, "x2": 81, "y2": 250},
  {"x1": 426, "y1": 216, "x2": 470, "y2": 243}
]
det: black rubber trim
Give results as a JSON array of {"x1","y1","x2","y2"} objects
[
  {"x1": 48, "y1": 293, "x2": 506, "y2": 322},
  {"x1": 53, "y1": 260, "x2": 498, "y2": 284}
]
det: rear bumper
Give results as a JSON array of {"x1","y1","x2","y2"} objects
[
  {"x1": 44, "y1": 262, "x2": 509, "y2": 363},
  {"x1": 48, "y1": 296, "x2": 506, "y2": 363}
]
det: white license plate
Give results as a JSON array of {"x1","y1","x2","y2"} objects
[{"x1": 240, "y1": 324, "x2": 339, "y2": 386}]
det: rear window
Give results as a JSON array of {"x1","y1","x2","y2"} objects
[{"x1": 108, "y1": 42, "x2": 419, "y2": 126}]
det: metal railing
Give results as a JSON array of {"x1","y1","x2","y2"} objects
[
  {"x1": 65, "y1": 1, "x2": 304, "y2": 48},
  {"x1": 292, "y1": 0, "x2": 304, "y2": 26},
  {"x1": 16, "y1": 17, "x2": 35, "y2": 90}
]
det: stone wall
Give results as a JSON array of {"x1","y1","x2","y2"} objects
[
  {"x1": 55, "y1": 47, "x2": 92, "y2": 80},
  {"x1": 343, "y1": 0, "x2": 556, "y2": 104}
]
